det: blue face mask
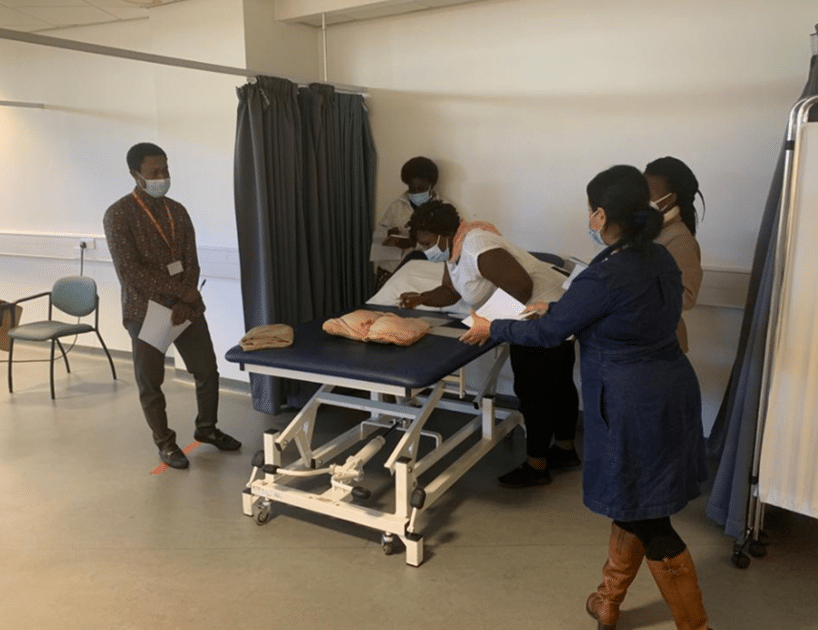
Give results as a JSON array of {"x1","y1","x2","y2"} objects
[
  {"x1": 588, "y1": 227, "x2": 606, "y2": 248},
  {"x1": 424, "y1": 236, "x2": 450, "y2": 263},
  {"x1": 408, "y1": 189, "x2": 432, "y2": 207},
  {"x1": 588, "y1": 209, "x2": 606, "y2": 247}
]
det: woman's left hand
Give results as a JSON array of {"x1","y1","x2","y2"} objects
[{"x1": 459, "y1": 311, "x2": 492, "y2": 345}]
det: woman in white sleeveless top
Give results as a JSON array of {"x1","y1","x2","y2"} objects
[{"x1": 399, "y1": 200, "x2": 581, "y2": 488}]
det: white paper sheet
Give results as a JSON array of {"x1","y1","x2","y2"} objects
[
  {"x1": 138, "y1": 300, "x2": 191, "y2": 353},
  {"x1": 561, "y1": 261, "x2": 588, "y2": 290},
  {"x1": 366, "y1": 259, "x2": 459, "y2": 312},
  {"x1": 462, "y1": 289, "x2": 528, "y2": 328}
]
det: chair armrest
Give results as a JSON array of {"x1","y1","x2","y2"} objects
[{"x1": 11, "y1": 291, "x2": 51, "y2": 306}]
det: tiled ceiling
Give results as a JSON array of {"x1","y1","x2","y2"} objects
[{"x1": 0, "y1": 0, "x2": 158, "y2": 32}]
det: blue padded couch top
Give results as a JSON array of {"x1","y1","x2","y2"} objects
[{"x1": 225, "y1": 307, "x2": 498, "y2": 390}]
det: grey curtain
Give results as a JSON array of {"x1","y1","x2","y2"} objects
[
  {"x1": 234, "y1": 77, "x2": 377, "y2": 414},
  {"x1": 706, "y1": 53, "x2": 818, "y2": 538}
]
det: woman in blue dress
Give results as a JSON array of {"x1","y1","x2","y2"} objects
[{"x1": 461, "y1": 165, "x2": 711, "y2": 630}]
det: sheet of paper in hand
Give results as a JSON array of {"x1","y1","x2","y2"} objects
[
  {"x1": 462, "y1": 288, "x2": 528, "y2": 328},
  {"x1": 138, "y1": 300, "x2": 191, "y2": 353}
]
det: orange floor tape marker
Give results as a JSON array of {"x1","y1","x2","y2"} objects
[{"x1": 149, "y1": 440, "x2": 201, "y2": 475}]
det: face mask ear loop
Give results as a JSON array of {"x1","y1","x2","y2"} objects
[
  {"x1": 591, "y1": 208, "x2": 602, "y2": 227},
  {"x1": 696, "y1": 190, "x2": 706, "y2": 223},
  {"x1": 652, "y1": 192, "x2": 673, "y2": 213}
]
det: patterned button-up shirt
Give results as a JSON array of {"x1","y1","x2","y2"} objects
[{"x1": 103, "y1": 187, "x2": 204, "y2": 326}]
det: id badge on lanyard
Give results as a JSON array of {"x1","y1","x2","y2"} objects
[{"x1": 133, "y1": 192, "x2": 182, "y2": 275}]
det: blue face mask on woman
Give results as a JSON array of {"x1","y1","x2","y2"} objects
[
  {"x1": 588, "y1": 209, "x2": 606, "y2": 247},
  {"x1": 588, "y1": 227, "x2": 606, "y2": 248},
  {"x1": 424, "y1": 236, "x2": 450, "y2": 263},
  {"x1": 408, "y1": 189, "x2": 432, "y2": 207}
]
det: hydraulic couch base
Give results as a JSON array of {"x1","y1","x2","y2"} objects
[{"x1": 242, "y1": 379, "x2": 522, "y2": 566}]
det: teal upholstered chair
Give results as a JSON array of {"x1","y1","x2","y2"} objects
[{"x1": 7, "y1": 276, "x2": 117, "y2": 399}]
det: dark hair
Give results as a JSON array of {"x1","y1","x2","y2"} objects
[
  {"x1": 401, "y1": 156, "x2": 439, "y2": 186},
  {"x1": 644, "y1": 156, "x2": 704, "y2": 236},
  {"x1": 127, "y1": 143, "x2": 166, "y2": 173},
  {"x1": 407, "y1": 199, "x2": 460, "y2": 240},
  {"x1": 586, "y1": 165, "x2": 663, "y2": 250}
]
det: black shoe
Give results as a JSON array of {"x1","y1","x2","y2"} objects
[
  {"x1": 498, "y1": 461, "x2": 552, "y2": 488},
  {"x1": 159, "y1": 444, "x2": 190, "y2": 469},
  {"x1": 194, "y1": 428, "x2": 242, "y2": 451},
  {"x1": 547, "y1": 444, "x2": 582, "y2": 470}
]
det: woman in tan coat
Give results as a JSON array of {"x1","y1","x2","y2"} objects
[{"x1": 644, "y1": 157, "x2": 705, "y2": 353}]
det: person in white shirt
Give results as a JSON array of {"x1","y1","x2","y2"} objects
[
  {"x1": 399, "y1": 200, "x2": 581, "y2": 488},
  {"x1": 370, "y1": 157, "x2": 443, "y2": 289}
]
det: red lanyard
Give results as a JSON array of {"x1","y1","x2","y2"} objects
[{"x1": 132, "y1": 192, "x2": 176, "y2": 257}]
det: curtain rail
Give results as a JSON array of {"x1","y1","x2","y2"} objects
[
  {"x1": 0, "y1": 27, "x2": 367, "y2": 95},
  {"x1": 0, "y1": 100, "x2": 45, "y2": 109}
]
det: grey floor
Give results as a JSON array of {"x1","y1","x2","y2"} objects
[{"x1": 1, "y1": 346, "x2": 817, "y2": 630}]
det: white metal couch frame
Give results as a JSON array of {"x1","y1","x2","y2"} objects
[{"x1": 238, "y1": 343, "x2": 521, "y2": 566}]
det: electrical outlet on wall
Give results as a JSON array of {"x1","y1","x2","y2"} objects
[{"x1": 74, "y1": 238, "x2": 95, "y2": 250}]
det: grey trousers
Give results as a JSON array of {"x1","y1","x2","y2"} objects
[{"x1": 126, "y1": 314, "x2": 219, "y2": 451}]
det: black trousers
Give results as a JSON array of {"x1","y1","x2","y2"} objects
[
  {"x1": 126, "y1": 314, "x2": 219, "y2": 451},
  {"x1": 615, "y1": 517, "x2": 687, "y2": 561},
  {"x1": 509, "y1": 339, "x2": 579, "y2": 458}
]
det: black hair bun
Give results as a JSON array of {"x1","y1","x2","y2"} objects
[{"x1": 633, "y1": 208, "x2": 658, "y2": 226}]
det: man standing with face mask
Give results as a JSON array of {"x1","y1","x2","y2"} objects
[{"x1": 103, "y1": 142, "x2": 241, "y2": 469}]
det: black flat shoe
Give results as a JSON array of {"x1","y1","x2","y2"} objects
[
  {"x1": 194, "y1": 428, "x2": 242, "y2": 451},
  {"x1": 498, "y1": 461, "x2": 552, "y2": 488},
  {"x1": 159, "y1": 444, "x2": 190, "y2": 469},
  {"x1": 547, "y1": 444, "x2": 582, "y2": 470}
]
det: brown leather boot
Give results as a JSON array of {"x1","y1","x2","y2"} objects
[
  {"x1": 646, "y1": 548, "x2": 711, "y2": 630},
  {"x1": 586, "y1": 522, "x2": 645, "y2": 630}
]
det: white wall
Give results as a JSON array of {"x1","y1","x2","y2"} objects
[
  {"x1": 244, "y1": 0, "x2": 319, "y2": 78},
  {"x1": 150, "y1": 0, "x2": 247, "y2": 251},
  {"x1": 0, "y1": 19, "x2": 160, "y2": 355},
  {"x1": 326, "y1": 0, "x2": 814, "y2": 270},
  {"x1": 0, "y1": 0, "x2": 319, "y2": 383},
  {"x1": 0, "y1": 19, "x2": 157, "y2": 237},
  {"x1": 322, "y1": 0, "x2": 815, "y2": 434},
  {"x1": 1, "y1": 0, "x2": 811, "y2": 431}
]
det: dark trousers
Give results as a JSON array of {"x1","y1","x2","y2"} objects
[
  {"x1": 615, "y1": 517, "x2": 687, "y2": 561},
  {"x1": 126, "y1": 314, "x2": 219, "y2": 451},
  {"x1": 509, "y1": 339, "x2": 579, "y2": 459}
]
